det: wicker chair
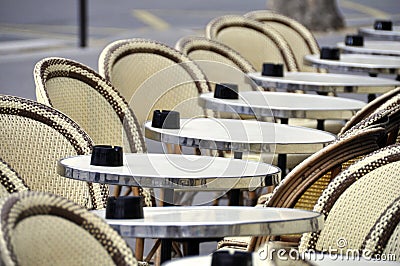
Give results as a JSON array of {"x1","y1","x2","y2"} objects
[
  {"x1": 34, "y1": 57, "x2": 154, "y2": 205},
  {"x1": 339, "y1": 87, "x2": 400, "y2": 136},
  {"x1": 98, "y1": 38, "x2": 212, "y2": 126},
  {"x1": 217, "y1": 126, "x2": 386, "y2": 251},
  {"x1": 362, "y1": 195, "x2": 400, "y2": 261},
  {"x1": 0, "y1": 94, "x2": 107, "y2": 210},
  {"x1": 0, "y1": 158, "x2": 28, "y2": 198},
  {"x1": 244, "y1": 10, "x2": 323, "y2": 73},
  {"x1": 175, "y1": 35, "x2": 261, "y2": 92},
  {"x1": 205, "y1": 15, "x2": 298, "y2": 73},
  {"x1": 299, "y1": 144, "x2": 400, "y2": 260},
  {"x1": 0, "y1": 191, "x2": 137, "y2": 266}
]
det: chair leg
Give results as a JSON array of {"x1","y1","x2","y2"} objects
[
  {"x1": 135, "y1": 238, "x2": 145, "y2": 261},
  {"x1": 113, "y1": 185, "x2": 122, "y2": 197}
]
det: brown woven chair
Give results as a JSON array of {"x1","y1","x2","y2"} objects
[
  {"x1": 205, "y1": 15, "x2": 298, "y2": 73},
  {"x1": 0, "y1": 158, "x2": 28, "y2": 198},
  {"x1": 244, "y1": 10, "x2": 324, "y2": 73},
  {"x1": 0, "y1": 94, "x2": 107, "y2": 210},
  {"x1": 0, "y1": 191, "x2": 137, "y2": 266},
  {"x1": 34, "y1": 57, "x2": 154, "y2": 205},
  {"x1": 299, "y1": 144, "x2": 400, "y2": 258},
  {"x1": 362, "y1": 195, "x2": 400, "y2": 261},
  {"x1": 217, "y1": 126, "x2": 386, "y2": 251},
  {"x1": 98, "y1": 38, "x2": 212, "y2": 126},
  {"x1": 339, "y1": 87, "x2": 400, "y2": 136}
]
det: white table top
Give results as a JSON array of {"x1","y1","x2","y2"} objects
[
  {"x1": 249, "y1": 71, "x2": 400, "y2": 94},
  {"x1": 59, "y1": 153, "x2": 281, "y2": 190},
  {"x1": 359, "y1": 26, "x2": 400, "y2": 41},
  {"x1": 199, "y1": 91, "x2": 366, "y2": 120},
  {"x1": 337, "y1": 41, "x2": 400, "y2": 56},
  {"x1": 92, "y1": 206, "x2": 323, "y2": 238},
  {"x1": 144, "y1": 118, "x2": 336, "y2": 154},
  {"x1": 304, "y1": 54, "x2": 400, "y2": 75}
]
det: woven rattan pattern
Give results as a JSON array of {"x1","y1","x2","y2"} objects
[
  {"x1": 175, "y1": 35, "x2": 257, "y2": 73},
  {"x1": 98, "y1": 38, "x2": 211, "y2": 124},
  {"x1": 0, "y1": 191, "x2": 137, "y2": 266},
  {"x1": 383, "y1": 222, "x2": 400, "y2": 260},
  {"x1": 0, "y1": 95, "x2": 106, "y2": 210},
  {"x1": 0, "y1": 159, "x2": 28, "y2": 197},
  {"x1": 340, "y1": 94, "x2": 400, "y2": 141},
  {"x1": 362, "y1": 196, "x2": 400, "y2": 260},
  {"x1": 299, "y1": 145, "x2": 400, "y2": 253},
  {"x1": 205, "y1": 15, "x2": 298, "y2": 72},
  {"x1": 34, "y1": 57, "x2": 154, "y2": 207},
  {"x1": 244, "y1": 10, "x2": 323, "y2": 73},
  {"x1": 340, "y1": 87, "x2": 400, "y2": 135},
  {"x1": 34, "y1": 57, "x2": 146, "y2": 154},
  {"x1": 218, "y1": 127, "x2": 385, "y2": 252}
]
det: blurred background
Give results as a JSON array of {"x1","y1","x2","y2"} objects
[{"x1": 0, "y1": 0, "x2": 399, "y2": 99}]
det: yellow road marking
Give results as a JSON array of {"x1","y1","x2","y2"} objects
[
  {"x1": 132, "y1": 9, "x2": 169, "y2": 30},
  {"x1": 340, "y1": 0, "x2": 391, "y2": 19}
]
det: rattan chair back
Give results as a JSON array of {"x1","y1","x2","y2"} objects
[
  {"x1": 217, "y1": 126, "x2": 386, "y2": 251},
  {"x1": 339, "y1": 87, "x2": 400, "y2": 135},
  {"x1": 34, "y1": 57, "x2": 154, "y2": 207},
  {"x1": 205, "y1": 15, "x2": 298, "y2": 72},
  {"x1": 0, "y1": 95, "x2": 107, "y2": 209},
  {"x1": 362, "y1": 195, "x2": 400, "y2": 261},
  {"x1": 245, "y1": 10, "x2": 322, "y2": 72},
  {"x1": 299, "y1": 144, "x2": 400, "y2": 257},
  {"x1": 265, "y1": 127, "x2": 385, "y2": 210},
  {"x1": 0, "y1": 158, "x2": 28, "y2": 198},
  {"x1": 340, "y1": 95, "x2": 400, "y2": 148},
  {"x1": 0, "y1": 191, "x2": 137, "y2": 266},
  {"x1": 175, "y1": 35, "x2": 260, "y2": 92},
  {"x1": 34, "y1": 57, "x2": 146, "y2": 155},
  {"x1": 98, "y1": 38, "x2": 212, "y2": 125}
]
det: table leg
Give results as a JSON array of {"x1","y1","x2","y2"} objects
[
  {"x1": 278, "y1": 154, "x2": 287, "y2": 178},
  {"x1": 317, "y1": 119, "x2": 325, "y2": 131},
  {"x1": 185, "y1": 239, "x2": 200, "y2": 256},
  {"x1": 368, "y1": 73, "x2": 378, "y2": 102},
  {"x1": 160, "y1": 239, "x2": 172, "y2": 264},
  {"x1": 229, "y1": 151, "x2": 243, "y2": 206},
  {"x1": 278, "y1": 119, "x2": 288, "y2": 178},
  {"x1": 162, "y1": 188, "x2": 175, "y2": 207}
]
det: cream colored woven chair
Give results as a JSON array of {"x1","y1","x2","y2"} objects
[
  {"x1": 299, "y1": 144, "x2": 400, "y2": 259},
  {"x1": 244, "y1": 10, "x2": 324, "y2": 73},
  {"x1": 217, "y1": 126, "x2": 386, "y2": 251},
  {"x1": 0, "y1": 94, "x2": 107, "y2": 210},
  {"x1": 0, "y1": 191, "x2": 137, "y2": 266},
  {"x1": 339, "y1": 87, "x2": 400, "y2": 136},
  {"x1": 0, "y1": 158, "x2": 28, "y2": 198},
  {"x1": 339, "y1": 94, "x2": 400, "y2": 146},
  {"x1": 205, "y1": 15, "x2": 298, "y2": 73},
  {"x1": 34, "y1": 57, "x2": 154, "y2": 206},
  {"x1": 98, "y1": 38, "x2": 212, "y2": 126},
  {"x1": 175, "y1": 35, "x2": 261, "y2": 92},
  {"x1": 362, "y1": 195, "x2": 400, "y2": 261}
]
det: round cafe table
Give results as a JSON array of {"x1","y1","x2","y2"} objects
[
  {"x1": 358, "y1": 26, "x2": 400, "y2": 41},
  {"x1": 145, "y1": 118, "x2": 336, "y2": 194},
  {"x1": 92, "y1": 206, "x2": 323, "y2": 264},
  {"x1": 248, "y1": 71, "x2": 400, "y2": 95},
  {"x1": 304, "y1": 54, "x2": 400, "y2": 76},
  {"x1": 337, "y1": 41, "x2": 400, "y2": 57},
  {"x1": 198, "y1": 91, "x2": 366, "y2": 130},
  {"x1": 59, "y1": 153, "x2": 281, "y2": 206}
]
